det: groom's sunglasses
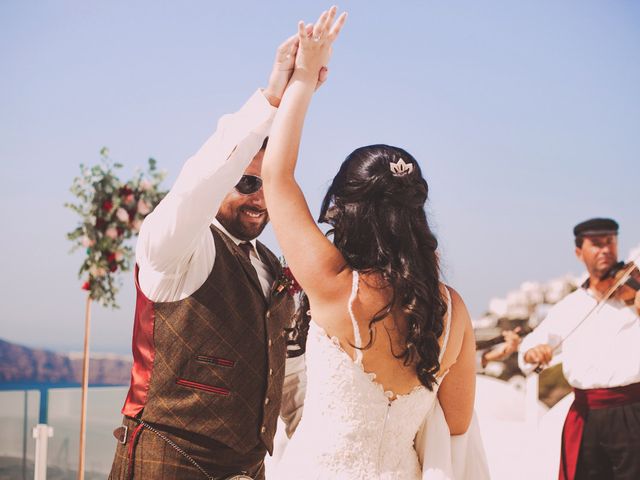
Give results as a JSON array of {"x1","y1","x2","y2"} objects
[{"x1": 234, "y1": 175, "x2": 263, "y2": 195}]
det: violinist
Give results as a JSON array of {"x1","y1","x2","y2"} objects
[{"x1": 519, "y1": 217, "x2": 640, "y2": 480}]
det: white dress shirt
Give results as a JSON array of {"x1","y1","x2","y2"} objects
[
  {"x1": 134, "y1": 89, "x2": 306, "y2": 436},
  {"x1": 136, "y1": 89, "x2": 275, "y2": 302},
  {"x1": 518, "y1": 283, "x2": 640, "y2": 389}
]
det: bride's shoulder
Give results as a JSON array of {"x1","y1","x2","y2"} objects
[{"x1": 438, "y1": 284, "x2": 473, "y2": 364}]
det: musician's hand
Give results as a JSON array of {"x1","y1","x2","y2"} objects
[
  {"x1": 502, "y1": 327, "x2": 522, "y2": 356},
  {"x1": 524, "y1": 344, "x2": 553, "y2": 366}
]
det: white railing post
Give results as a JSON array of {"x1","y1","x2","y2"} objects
[
  {"x1": 33, "y1": 424, "x2": 54, "y2": 480},
  {"x1": 525, "y1": 373, "x2": 539, "y2": 430}
]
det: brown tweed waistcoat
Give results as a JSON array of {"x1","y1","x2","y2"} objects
[{"x1": 121, "y1": 226, "x2": 294, "y2": 455}]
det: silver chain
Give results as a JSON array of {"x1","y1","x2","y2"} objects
[{"x1": 136, "y1": 420, "x2": 218, "y2": 480}]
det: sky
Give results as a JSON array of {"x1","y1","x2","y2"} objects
[{"x1": 1, "y1": 1, "x2": 638, "y2": 354}]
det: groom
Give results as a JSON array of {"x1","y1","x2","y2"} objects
[{"x1": 108, "y1": 34, "x2": 312, "y2": 480}]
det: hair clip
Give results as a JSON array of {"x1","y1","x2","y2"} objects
[{"x1": 389, "y1": 158, "x2": 414, "y2": 176}]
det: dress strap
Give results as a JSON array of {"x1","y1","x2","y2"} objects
[
  {"x1": 348, "y1": 270, "x2": 363, "y2": 364},
  {"x1": 438, "y1": 286, "x2": 452, "y2": 363}
]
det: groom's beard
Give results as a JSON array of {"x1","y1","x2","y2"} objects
[{"x1": 217, "y1": 207, "x2": 269, "y2": 241}]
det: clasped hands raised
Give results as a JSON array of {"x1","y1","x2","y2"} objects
[{"x1": 263, "y1": 6, "x2": 347, "y2": 108}]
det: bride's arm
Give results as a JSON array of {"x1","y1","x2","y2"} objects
[
  {"x1": 437, "y1": 289, "x2": 476, "y2": 435},
  {"x1": 262, "y1": 7, "x2": 348, "y2": 300}
]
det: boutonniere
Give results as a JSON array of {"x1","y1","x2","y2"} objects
[{"x1": 276, "y1": 258, "x2": 302, "y2": 296}]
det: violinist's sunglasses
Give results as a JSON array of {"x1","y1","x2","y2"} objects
[{"x1": 234, "y1": 175, "x2": 263, "y2": 195}]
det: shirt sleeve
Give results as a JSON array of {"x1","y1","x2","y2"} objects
[
  {"x1": 279, "y1": 354, "x2": 307, "y2": 438},
  {"x1": 136, "y1": 90, "x2": 276, "y2": 276},
  {"x1": 518, "y1": 304, "x2": 564, "y2": 375}
]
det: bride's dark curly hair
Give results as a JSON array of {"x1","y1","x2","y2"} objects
[{"x1": 286, "y1": 144, "x2": 447, "y2": 390}]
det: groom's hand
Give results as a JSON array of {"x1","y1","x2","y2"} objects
[
  {"x1": 263, "y1": 34, "x2": 299, "y2": 108},
  {"x1": 263, "y1": 28, "x2": 331, "y2": 107}
]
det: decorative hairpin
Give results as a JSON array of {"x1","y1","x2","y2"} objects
[{"x1": 389, "y1": 158, "x2": 414, "y2": 176}]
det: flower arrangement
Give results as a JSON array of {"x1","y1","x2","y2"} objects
[
  {"x1": 65, "y1": 147, "x2": 167, "y2": 308},
  {"x1": 276, "y1": 258, "x2": 302, "y2": 296}
]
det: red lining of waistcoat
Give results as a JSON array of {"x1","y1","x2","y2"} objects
[{"x1": 121, "y1": 265, "x2": 156, "y2": 417}]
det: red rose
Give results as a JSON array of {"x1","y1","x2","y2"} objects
[
  {"x1": 283, "y1": 267, "x2": 302, "y2": 295},
  {"x1": 102, "y1": 200, "x2": 113, "y2": 212},
  {"x1": 107, "y1": 252, "x2": 117, "y2": 263},
  {"x1": 81, "y1": 281, "x2": 90, "y2": 291},
  {"x1": 109, "y1": 264, "x2": 118, "y2": 272},
  {"x1": 95, "y1": 218, "x2": 106, "y2": 231}
]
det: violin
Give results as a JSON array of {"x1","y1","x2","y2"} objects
[
  {"x1": 601, "y1": 261, "x2": 640, "y2": 306},
  {"x1": 532, "y1": 259, "x2": 640, "y2": 374},
  {"x1": 475, "y1": 325, "x2": 532, "y2": 351}
]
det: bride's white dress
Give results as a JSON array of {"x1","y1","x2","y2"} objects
[{"x1": 276, "y1": 272, "x2": 488, "y2": 479}]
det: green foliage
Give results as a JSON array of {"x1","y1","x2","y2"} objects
[{"x1": 65, "y1": 148, "x2": 167, "y2": 308}]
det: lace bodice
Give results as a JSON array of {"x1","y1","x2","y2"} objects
[{"x1": 276, "y1": 272, "x2": 452, "y2": 479}]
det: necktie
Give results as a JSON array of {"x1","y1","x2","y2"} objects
[{"x1": 239, "y1": 242, "x2": 254, "y2": 260}]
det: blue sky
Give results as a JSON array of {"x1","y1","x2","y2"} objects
[{"x1": 1, "y1": 1, "x2": 638, "y2": 353}]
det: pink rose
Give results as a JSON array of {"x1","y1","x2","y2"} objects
[
  {"x1": 105, "y1": 227, "x2": 118, "y2": 239},
  {"x1": 139, "y1": 179, "x2": 152, "y2": 191},
  {"x1": 137, "y1": 199, "x2": 151, "y2": 215},
  {"x1": 81, "y1": 236, "x2": 95, "y2": 248},
  {"x1": 124, "y1": 194, "x2": 135, "y2": 205},
  {"x1": 116, "y1": 208, "x2": 129, "y2": 223},
  {"x1": 114, "y1": 251, "x2": 124, "y2": 261},
  {"x1": 132, "y1": 218, "x2": 142, "y2": 232}
]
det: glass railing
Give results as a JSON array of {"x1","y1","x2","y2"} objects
[
  {"x1": 0, "y1": 390, "x2": 40, "y2": 480},
  {"x1": 0, "y1": 386, "x2": 127, "y2": 479}
]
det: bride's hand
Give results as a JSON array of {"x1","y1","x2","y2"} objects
[{"x1": 294, "y1": 6, "x2": 347, "y2": 86}]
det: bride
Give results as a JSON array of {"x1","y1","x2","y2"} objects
[{"x1": 262, "y1": 7, "x2": 489, "y2": 479}]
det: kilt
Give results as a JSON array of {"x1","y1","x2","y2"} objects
[{"x1": 109, "y1": 416, "x2": 266, "y2": 480}]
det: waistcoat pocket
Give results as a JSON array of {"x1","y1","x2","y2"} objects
[{"x1": 176, "y1": 378, "x2": 230, "y2": 396}]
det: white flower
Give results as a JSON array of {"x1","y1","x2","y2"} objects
[
  {"x1": 139, "y1": 179, "x2": 152, "y2": 191},
  {"x1": 90, "y1": 265, "x2": 106, "y2": 277},
  {"x1": 116, "y1": 207, "x2": 129, "y2": 223},
  {"x1": 81, "y1": 236, "x2": 95, "y2": 247}
]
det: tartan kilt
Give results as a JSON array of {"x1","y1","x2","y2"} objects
[{"x1": 108, "y1": 416, "x2": 265, "y2": 480}]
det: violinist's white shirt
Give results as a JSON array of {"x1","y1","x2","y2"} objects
[{"x1": 519, "y1": 286, "x2": 640, "y2": 389}]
